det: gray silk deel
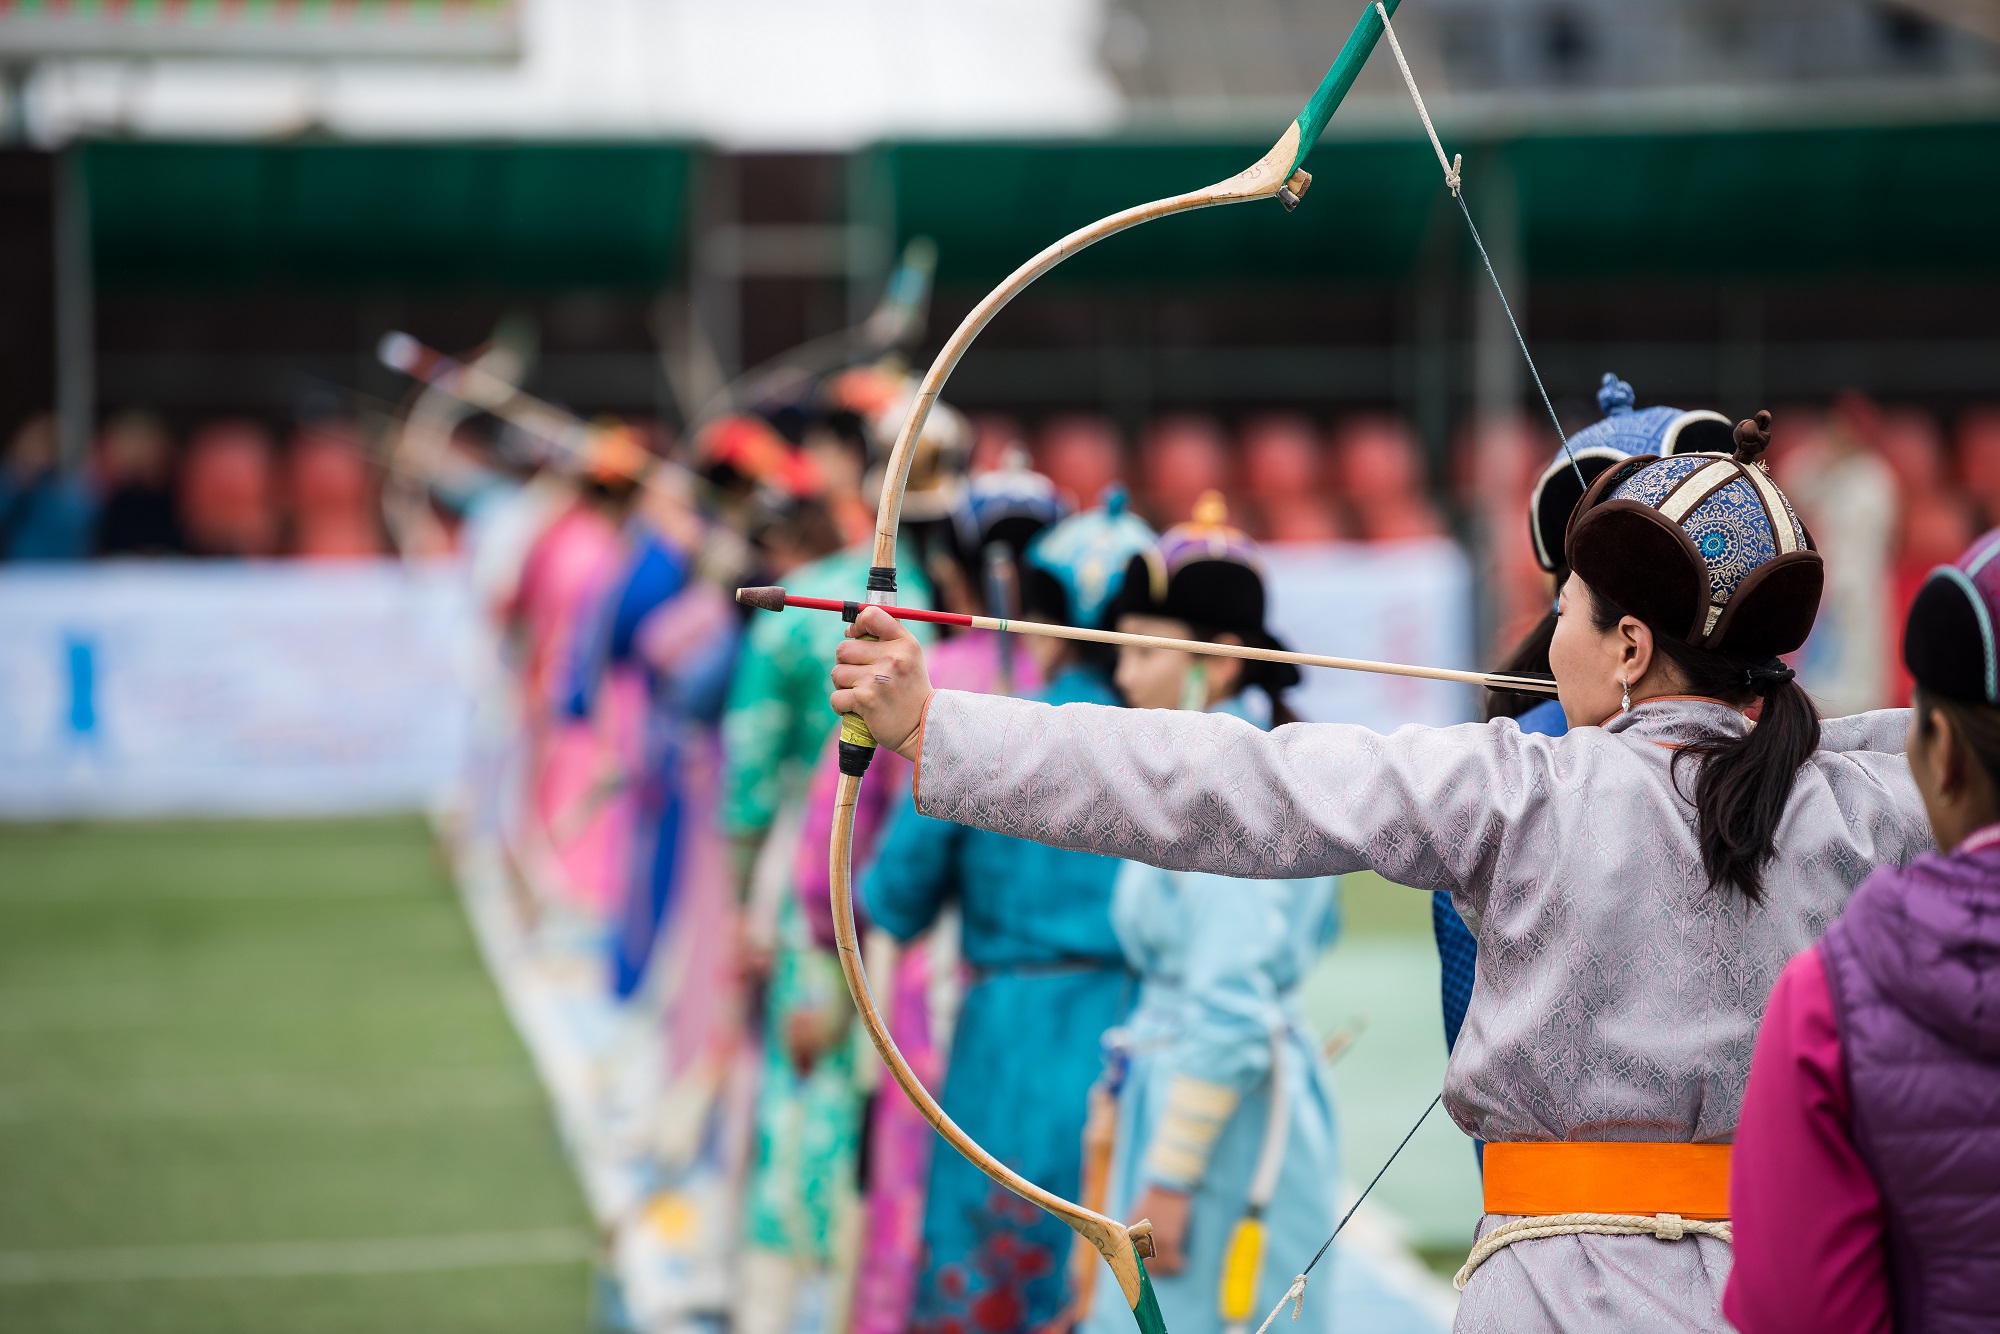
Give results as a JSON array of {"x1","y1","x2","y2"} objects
[{"x1": 913, "y1": 693, "x2": 1929, "y2": 1333}]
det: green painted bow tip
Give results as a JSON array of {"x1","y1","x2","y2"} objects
[
  {"x1": 1133, "y1": 1255, "x2": 1169, "y2": 1334},
  {"x1": 1290, "y1": 0, "x2": 1403, "y2": 175}
]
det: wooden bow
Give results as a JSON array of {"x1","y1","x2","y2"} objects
[{"x1": 828, "y1": 7, "x2": 1402, "y2": 1330}]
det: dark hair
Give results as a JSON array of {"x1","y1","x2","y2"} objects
[
  {"x1": 1185, "y1": 623, "x2": 1300, "y2": 728},
  {"x1": 1914, "y1": 687, "x2": 2000, "y2": 793},
  {"x1": 751, "y1": 496, "x2": 842, "y2": 565},
  {"x1": 1485, "y1": 605, "x2": 1559, "y2": 721},
  {"x1": 1588, "y1": 583, "x2": 1820, "y2": 904}
]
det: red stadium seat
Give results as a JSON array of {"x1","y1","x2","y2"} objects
[
  {"x1": 1333, "y1": 414, "x2": 1444, "y2": 541},
  {"x1": 1139, "y1": 412, "x2": 1231, "y2": 526},
  {"x1": 1034, "y1": 413, "x2": 1125, "y2": 511},
  {"x1": 180, "y1": 420, "x2": 279, "y2": 557},
  {"x1": 289, "y1": 420, "x2": 384, "y2": 559}
]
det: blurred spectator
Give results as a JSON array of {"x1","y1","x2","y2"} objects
[
  {"x1": 1034, "y1": 412, "x2": 1124, "y2": 510},
  {"x1": 1877, "y1": 406, "x2": 1975, "y2": 569},
  {"x1": 288, "y1": 420, "x2": 384, "y2": 559},
  {"x1": 93, "y1": 412, "x2": 184, "y2": 556},
  {"x1": 1138, "y1": 412, "x2": 1231, "y2": 525},
  {"x1": 181, "y1": 420, "x2": 280, "y2": 557},
  {"x1": 1958, "y1": 407, "x2": 2000, "y2": 528},
  {"x1": 1861, "y1": 397, "x2": 1975, "y2": 704},
  {"x1": 1775, "y1": 407, "x2": 1897, "y2": 717},
  {"x1": 1334, "y1": 413, "x2": 1444, "y2": 541},
  {"x1": 0, "y1": 413, "x2": 95, "y2": 561},
  {"x1": 1239, "y1": 412, "x2": 1342, "y2": 542},
  {"x1": 798, "y1": 408, "x2": 871, "y2": 549}
]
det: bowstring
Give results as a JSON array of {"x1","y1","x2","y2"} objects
[
  {"x1": 1251, "y1": 1092, "x2": 1441, "y2": 1334},
  {"x1": 1373, "y1": 3, "x2": 1583, "y2": 490}
]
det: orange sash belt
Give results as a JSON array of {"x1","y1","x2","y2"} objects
[{"x1": 1483, "y1": 1142, "x2": 1732, "y2": 1221}]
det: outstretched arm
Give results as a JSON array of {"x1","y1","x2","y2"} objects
[
  {"x1": 1817, "y1": 708, "x2": 1910, "y2": 756},
  {"x1": 832, "y1": 607, "x2": 1539, "y2": 897}
]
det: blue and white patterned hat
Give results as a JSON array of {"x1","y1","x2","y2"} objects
[
  {"x1": 967, "y1": 452, "x2": 1066, "y2": 541},
  {"x1": 1567, "y1": 411, "x2": 1823, "y2": 658},
  {"x1": 1024, "y1": 485, "x2": 1155, "y2": 628},
  {"x1": 1526, "y1": 373, "x2": 1735, "y2": 572}
]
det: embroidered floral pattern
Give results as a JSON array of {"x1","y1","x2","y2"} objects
[
  {"x1": 1611, "y1": 452, "x2": 1708, "y2": 509},
  {"x1": 1608, "y1": 459, "x2": 1809, "y2": 609},
  {"x1": 1678, "y1": 475, "x2": 1778, "y2": 605},
  {"x1": 911, "y1": 1185, "x2": 1061, "y2": 1334}
]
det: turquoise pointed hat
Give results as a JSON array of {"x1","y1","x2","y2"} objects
[{"x1": 1024, "y1": 485, "x2": 1155, "y2": 628}]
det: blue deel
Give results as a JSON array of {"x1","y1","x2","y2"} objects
[{"x1": 863, "y1": 665, "x2": 1136, "y2": 1334}]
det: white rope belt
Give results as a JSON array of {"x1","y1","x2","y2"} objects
[{"x1": 1454, "y1": 1212, "x2": 1733, "y2": 1290}]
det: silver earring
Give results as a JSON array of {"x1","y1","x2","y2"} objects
[{"x1": 1620, "y1": 678, "x2": 1631, "y2": 712}]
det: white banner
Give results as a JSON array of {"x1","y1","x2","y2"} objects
[
  {"x1": 1261, "y1": 538, "x2": 1478, "y2": 731},
  {"x1": 0, "y1": 561, "x2": 478, "y2": 818}
]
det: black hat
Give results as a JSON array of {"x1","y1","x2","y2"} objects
[
  {"x1": 1103, "y1": 492, "x2": 1299, "y2": 690},
  {"x1": 1905, "y1": 529, "x2": 2000, "y2": 705}
]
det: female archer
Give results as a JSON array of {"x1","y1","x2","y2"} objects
[
  {"x1": 1081, "y1": 497, "x2": 1342, "y2": 1334},
  {"x1": 830, "y1": 414, "x2": 1931, "y2": 1333}
]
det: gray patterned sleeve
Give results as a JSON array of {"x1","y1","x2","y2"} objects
[
  {"x1": 1817, "y1": 708, "x2": 1910, "y2": 755},
  {"x1": 913, "y1": 689, "x2": 1544, "y2": 898}
]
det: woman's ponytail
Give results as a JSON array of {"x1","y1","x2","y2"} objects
[
  {"x1": 1590, "y1": 588, "x2": 1821, "y2": 903},
  {"x1": 1674, "y1": 669, "x2": 1820, "y2": 904}
]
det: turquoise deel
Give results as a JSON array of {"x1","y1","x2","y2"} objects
[
  {"x1": 723, "y1": 542, "x2": 930, "y2": 1267},
  {"x1": 1289, "y1": 0, "x2": 1400, "y2": 175},
  {"x1": 864, "y1": 665, "x2": 1136, "y2": 1333},
  {"x1": 1085, "y1": 697, "x2": 1343, "y2": 1334}
]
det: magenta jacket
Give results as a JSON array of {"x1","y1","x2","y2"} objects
[{"x1": 1728, "y1": 822, "x2": 2000, "y2": 1334}]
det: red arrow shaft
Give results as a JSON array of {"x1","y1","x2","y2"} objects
[{"x1": 783, "y1": 594, "x2": 978, "y2": 628}]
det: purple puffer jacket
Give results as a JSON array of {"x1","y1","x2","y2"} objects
[{"x1": 1819, "y1": 839, "x2": 2000, "y2": 1334}]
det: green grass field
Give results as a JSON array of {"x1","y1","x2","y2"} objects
[{"x1": 0, "y1": 817, "x2": 593, "y2": 1334}]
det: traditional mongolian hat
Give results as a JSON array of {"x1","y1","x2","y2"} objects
[
  {"x1": 967, "y1": 450, "x2": 1067, "y2": 556},
  {"x1": 1527, "y1": 373, "x2": 1734, "y2": 573},
  {"x1": 1566, "y1": 411, "x2": 1823, "y2": 659},
  {"x1": 1023, "y1": 484, "x2": 1155, "y2": 628},
  {"x1": 1105, "y1": 491, "x2": 1300, "y2": 690},
  {"x1": 693, "y1": 413, "x2": 822, "y2": 498},
  {"x1": 578, "y1": 420, "x2": 656, "y2": 498},
  {"x1": 1905, "y1": 528, "x2": 2000, "y2": 705}
]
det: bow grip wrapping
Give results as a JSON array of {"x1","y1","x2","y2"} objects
[
  {"x1": 837, "y1": 711, "x2": 877, "y2": 776},
  {"x1": 837, "y1": 564, "x2": 901, "y2": 777}
]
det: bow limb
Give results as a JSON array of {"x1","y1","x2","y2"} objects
[
  {"x1": 826, "y1": 779, "x2": 1165, "y2": 1322},
  {"x1": 382, "y1": 331, "x2": 533, "y2": 558},
  {"x1": 829, "y1": 5, "x2": 1399, "y2": 1327},
  {"x1": 866, "y1": 0, "x2": 1401, "y2": 557}
]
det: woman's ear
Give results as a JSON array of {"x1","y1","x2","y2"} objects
[
  {"x1": 1933, "y1": 706, "x2": 1970, "y2": 803},
  {"x1": 1619, "y1": 615, "x2": 1656, "y2": 683}
]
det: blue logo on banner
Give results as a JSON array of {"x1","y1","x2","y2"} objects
[{"x1": 65, "y1": 635, "x2": 96, "y2": 736}]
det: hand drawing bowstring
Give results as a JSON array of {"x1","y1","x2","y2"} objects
[{"x1": 826, "y1": 4, "x2": 1562, "y2": 1330}]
